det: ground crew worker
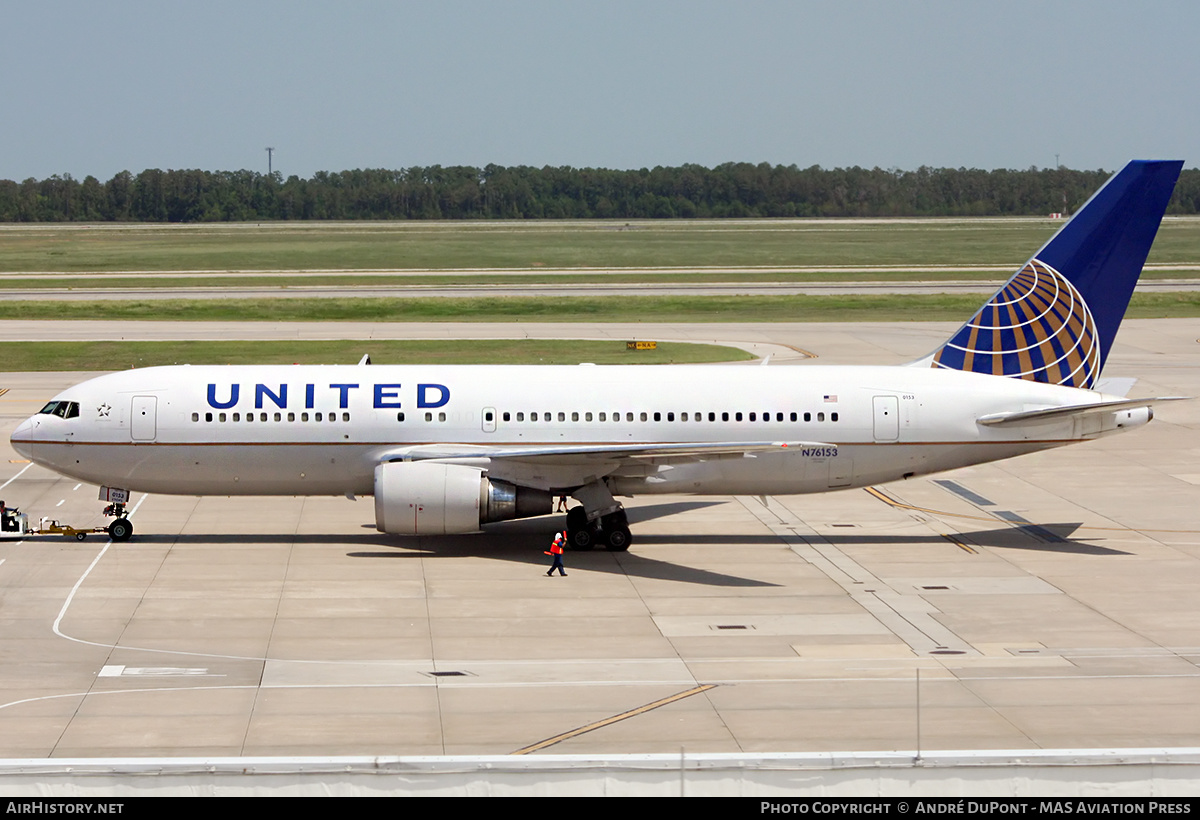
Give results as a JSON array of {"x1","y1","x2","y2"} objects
[{"x1": 546, "y1": 530, "x2": 567, "y2": 577}]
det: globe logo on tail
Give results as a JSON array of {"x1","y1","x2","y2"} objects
[{"x1": 931, "y1": 259, "x2": 1100, "y2": 388}]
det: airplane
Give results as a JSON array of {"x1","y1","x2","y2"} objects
[{"x1": 8, "y1": 159, "x2": 1185, "y2": 551}]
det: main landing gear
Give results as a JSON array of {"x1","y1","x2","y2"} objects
[{"x1": 564, "y1": 482, "x2": 632, "y2": 552}]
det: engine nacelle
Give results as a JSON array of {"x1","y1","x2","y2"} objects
[{"x1": 373, "y1": 461, "x2": 552, "y2": 535}]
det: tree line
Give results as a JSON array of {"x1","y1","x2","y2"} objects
[{"x1": 2, "y1": 163, "x2": 1198, "y2": 222}]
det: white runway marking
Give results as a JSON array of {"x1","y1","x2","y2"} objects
[
  {"x1": 52, "y1": 492, "x2": 148, "y2": 643},
  {"x1": 100, "y1": 665, "x2": 217, "y2": 678},
  {"x1": 0, "y1": 463, "x2": 32, "y2": 492}
]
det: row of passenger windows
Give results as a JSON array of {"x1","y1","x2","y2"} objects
[
  {"x1": 497, "y1": 410, "x2": 840, "y2": 423},
  {"x1": 194, "y1": 411, "x2": 352, "y2": 423},
  {"x1": 193, "y1": 409, "x2": 840, "y2": 425}
]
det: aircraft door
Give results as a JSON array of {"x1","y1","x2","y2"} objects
[
  {"x1": 131, "y1": 396, "x2": 157, "y2": 441},
  {"x1": 873, "y1": 396, "x2": 899, "y2": 442},
  {"x1": 482, "y1": 407, "x2": 497, "y2": 433}
]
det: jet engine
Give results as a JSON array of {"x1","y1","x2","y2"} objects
[{"x1": 373, "y1": 461, "x2": 552, "y2": 535}]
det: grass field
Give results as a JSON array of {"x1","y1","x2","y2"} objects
[
  {"x1": 0, "y1": 339, "x2": 753, "y2": 371},
  {"x1": 4, "y1": 291, "x2": 1200, "y2": 323},
  {"x1": 2, "y1": 217, "x2": 1198, "y2": 276},
  {"x1": 3, "y1": 218, "x2": 1197, "y2": 323}
]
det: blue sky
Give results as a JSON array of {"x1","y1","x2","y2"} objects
[{"x1": 4, "y1": 1, "x2": 1197, "y2": 180}]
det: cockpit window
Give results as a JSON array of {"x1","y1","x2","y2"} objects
[{"x1": 38, "y1": 401, "x2": 80, "y2": 419}]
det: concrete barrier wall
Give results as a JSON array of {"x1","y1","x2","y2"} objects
[{"x1": 3, "y1": 749, "x2": 1200, "y2": 797}]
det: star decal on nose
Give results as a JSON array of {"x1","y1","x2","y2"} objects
[{"x1": 97, "y1": 403, "x2": 111, "y2": 417}]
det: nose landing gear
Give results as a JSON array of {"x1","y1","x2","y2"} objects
[
  {"x1": 105, "y1": 512, "x2": 134, "y2": 542},
  {"x1": 100, "y1": 487, "x2": 134, "y2": 542}
]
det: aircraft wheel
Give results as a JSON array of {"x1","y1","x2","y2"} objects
[
  {"x1": 108, "y1": 518, "x2": 133, "y2": 542},
  {"x1": 568, "y1": 525, "x2": 594, "y2": 551},
  {"x1": 566, "y1": 507, "x2": 587, "y2": 530},
  {"x1": 604, "y1": 526, "x2": 632, "y2": 552},
  {"x1": 605, "y1": 509, "x2": 629, "y2": 530}
]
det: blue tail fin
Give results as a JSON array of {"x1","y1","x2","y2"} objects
[{"x1": 926, "y1": 159, "x2": 1183, "y2": 388}]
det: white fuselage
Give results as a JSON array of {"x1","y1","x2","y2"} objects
[{"x1": 9, "y1": 363, "x2": 1144, "y2": 499}]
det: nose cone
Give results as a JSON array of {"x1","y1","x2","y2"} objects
[{"x1": 10, "y1": 417, "x2": 35, "y2": 460}]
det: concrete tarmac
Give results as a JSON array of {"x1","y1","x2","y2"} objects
[{"x1": 0, "y1": 319, "x2": 1198, "y2": 757}]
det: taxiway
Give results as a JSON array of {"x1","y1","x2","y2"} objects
[{"x1": 1, "y1": 320, "x2": 1198, "y2": 757}]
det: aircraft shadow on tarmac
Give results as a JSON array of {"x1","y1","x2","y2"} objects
[
  {"x1": 130, "y1": 502, "x2": 778, "y2": 588},
  {"x1": 633, "y1": 522, "x2": 1129, "y2": 556},
  {"x1": 126, "y1": 504, "x2": 1127, "y2": 592}
]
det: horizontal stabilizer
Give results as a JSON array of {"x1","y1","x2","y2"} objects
[
  {"x1": 1094, "y1": 377, "x2": 1137, "y2": 397},
  {"x1": 977, "y1": 397, "x2": 1188, "y2": 427}
]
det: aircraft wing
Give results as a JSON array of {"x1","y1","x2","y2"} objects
[
  {"x1": 375, "y1": 440, "x2": 831, "y2": 491},
  {"x1": 976, "y1": 397, "x2": 1189, "y2": 427},
  {"x1": 380, "y1": 440, "x2": 826, "y2": 464}
]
